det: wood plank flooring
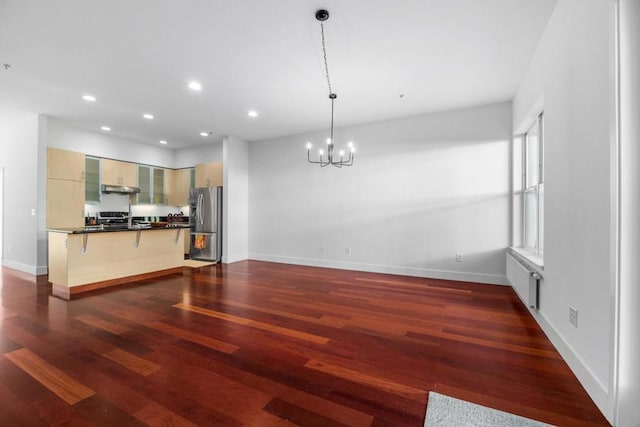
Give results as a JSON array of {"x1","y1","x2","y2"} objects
[{"x1": 0, "y1": 261, "x2": 610, "y2": 426}]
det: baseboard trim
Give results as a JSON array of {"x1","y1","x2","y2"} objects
[
  {"x1": 527, "y1": 307, "x2": 608, "y2": 417},
  {"x1": 2, "y1": 260, "x2": 38, "y2": 275},
  {"x1": 222, "y1": 254, "x2": 249, "y2": 264},
  {"x1": 248, "y1": 253, "x2": 508, "y2": 285}
]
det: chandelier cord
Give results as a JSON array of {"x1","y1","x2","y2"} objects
[{"x1": 320, "y1": 21, "x2": 333, "y2": 96}]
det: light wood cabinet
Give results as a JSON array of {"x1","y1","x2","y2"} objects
[
  {"x1": 102, "y1": 159, "x2": 137, "y2": 186},
  {"x1": 47, "y1": 147, "x2": 85, "y2": 182},
  {"x1": 47, "y1": 148, "x2": 85, "y2": 228},
  {"x1": 195, "y1": 162, "x2": 222, "y2": 187},
  {"x1": 167, "y1": 168, "x2": 194, "y2": 206},
  {"x1": 46, "y1": 179, "x2": 84, "y2": 228}
]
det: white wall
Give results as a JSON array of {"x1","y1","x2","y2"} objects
[
  {"x1": 223, "y1": 136, "x2": 249, "y2": 263},
  {"x1": 47, "y1": 118, "x2": 175, "y2": 168},
  {"x1": 174, "y1": 142, "x2": 223, "y2": 169},
  {"x1": 36, "y1": 115, "x2": 47, "y2": 272},
  {"x1": 512, "y1": 0, "x2": 614, "y2": 419},
  {"x1": 249, "y1": 102, "x2": 512, "y2": 284},
  {"x1": 616, "y1": 1, "x2": 640, "y2": 425},
  {"x1": 0, "y1": 109, "x2": 41, "y2": 274}
]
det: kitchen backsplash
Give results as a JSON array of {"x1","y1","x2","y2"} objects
[{"x1": 84, "y1": 193, "x2": 189, "y2": 219}]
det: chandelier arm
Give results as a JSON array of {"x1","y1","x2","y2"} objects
[{"x1": 307, "y1": 150, "x2": 330, "y2": 166}]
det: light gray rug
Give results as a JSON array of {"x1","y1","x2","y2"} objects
[{"x1": 424, "y1": 392, "x2": 553, "y2": 427}]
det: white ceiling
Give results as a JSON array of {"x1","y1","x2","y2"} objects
[{"x1": 0, "y1": 0, "x2": 557, "y2": 149}]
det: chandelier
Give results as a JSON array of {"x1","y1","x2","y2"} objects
[{"x1": 306, "y1": 9, "x2": 355, "y2": 168}]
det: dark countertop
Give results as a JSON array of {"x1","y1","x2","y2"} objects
[{"x1": 47, "y1": 224, "x2": 190, "y2": 234}]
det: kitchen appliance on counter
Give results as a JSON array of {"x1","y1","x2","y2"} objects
[
  {"x1": 94, "y1": 211, "x2": 150, "y2": 230},
  {"x1": 96, "y1": 211, "x2": 129, "y2": 228},
  {"x1": 189, "y1": 187, "x2": 222, "y2": 262}
]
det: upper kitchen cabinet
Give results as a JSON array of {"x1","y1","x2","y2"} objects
[
  {"x1": 167, "y1": 168, "x2": 194, "y2": 206},
  {"x1": 47, "y1": 147, "x2": 85, "y2": 182},
  {"x1": 85, "y1": 157, "x2": 100, "y2": 203},
  {"x1": 137, "y1": 165, "x2": 166, "y2": 204},
  {"x1": 195, "y1": 162, "x2": 223, "y2": 187},
  {"x1": 102, "y1": 159, "x2": 137, "y2": 187}
]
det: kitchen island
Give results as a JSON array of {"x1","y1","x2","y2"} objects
[{"x1": 48, "y1": 225, "x2": 188, "y2": 300}]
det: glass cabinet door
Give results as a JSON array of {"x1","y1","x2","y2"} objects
[
  {"x1": 138, "y1": 165, "x2": 151, "y2": 204},
  {"x1": 153, "y1": 168, "x2": 165, "y2": 204},
  {"x1": 85, "y1": 157, "x2": 100, "y2": 203}
]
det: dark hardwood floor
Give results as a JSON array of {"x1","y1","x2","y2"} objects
[{"x1": 0, "y1": 261, "x2": 610, "y2": 426}]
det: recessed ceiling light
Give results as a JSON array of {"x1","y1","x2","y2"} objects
[
  {"x1": 100, "y1": 126, "x2": 111, "y2": 131},
  {"x1": 159, "y1": 140, "x2": 168, "y2": 145},
  {"x1": 188, "y1": 81, "x2": 202, "y2": 91},
  {"x1": 248, "y1": 110, "x2": 258, "y2": 118},
  {"x1": 143, "y1": 113, "x2": 154, "y2": 120},
  {"x1": 82, "y1": 94, "x2": 96, "y2": 102},
  {"x1": 200, "y1": 132, "x2": 209, "y2": 137}
]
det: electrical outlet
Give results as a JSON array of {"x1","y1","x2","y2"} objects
[
  {"x1": 345, "y1": 247, "x2": 351, "y2": 256},
  {"x1": 7, "y1": 244, "x2": 12, "y2": 253},
  {"x1": 569, "y1": 307, "x2": 578, "y2": 327},
  {"x1": 455, "y1": 253, "x2": 463, "y2": 262},
  {"x1": 31, "y1": 208, "x2": 36, "y2": 216}
]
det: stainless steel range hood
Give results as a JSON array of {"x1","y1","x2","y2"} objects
[{"x1": 101, "y1": 184, "x2": 140, "y2": 194}]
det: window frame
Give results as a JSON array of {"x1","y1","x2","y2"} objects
[{"x1": 521, "y1": 112, "x2": 544, "y2": 256}]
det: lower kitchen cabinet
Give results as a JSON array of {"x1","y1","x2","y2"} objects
[{"x1": 48, "y1": 228, "x2": 184, "y2": 300}]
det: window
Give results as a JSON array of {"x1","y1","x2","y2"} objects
[{"x1": 522, "y1": 112, "x2": 544, "y2": 256}]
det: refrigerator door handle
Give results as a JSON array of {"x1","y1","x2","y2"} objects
[{"x1": 198, "y1": 193, "x2": 204, "y2": 225}]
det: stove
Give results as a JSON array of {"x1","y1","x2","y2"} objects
[{"x1": 97, "y1": 211, "x2": 129, "y2": 225}]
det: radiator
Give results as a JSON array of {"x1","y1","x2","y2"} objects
[{"x1": 506, "y1": 253, "x2": 542, "y2": 309}]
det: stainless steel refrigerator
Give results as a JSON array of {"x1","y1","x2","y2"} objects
[{"x1": 189, "y1": 187, "x2": 222, "y2": 262}]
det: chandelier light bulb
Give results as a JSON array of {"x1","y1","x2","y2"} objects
[
  {"x1": 326, "y1": 138, "x2": 331, "y2": 145},
  {"x1": 306, "y1": 142, "x2": 312, "y2": 149},
  {"x1": 348, "y1": 141, "x2": 353, "y2": 147},
  {"x1": 351, "y1": 147, "x2": 356, "y2": 153},
  {"x1": 339, "y1": 150, "x2": 345, "y2": 157},
  {"x1": 319, "y1": 149, "x2": 324, "y2": 156}
]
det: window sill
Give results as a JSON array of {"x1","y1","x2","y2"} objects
[{"x1": 509, "y1": 247, "x2": 544, "y2": 272}]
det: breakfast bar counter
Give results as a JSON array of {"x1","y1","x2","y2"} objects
[{"x1": 48, "y1": 227, "x2": 186, "y2": 300}]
